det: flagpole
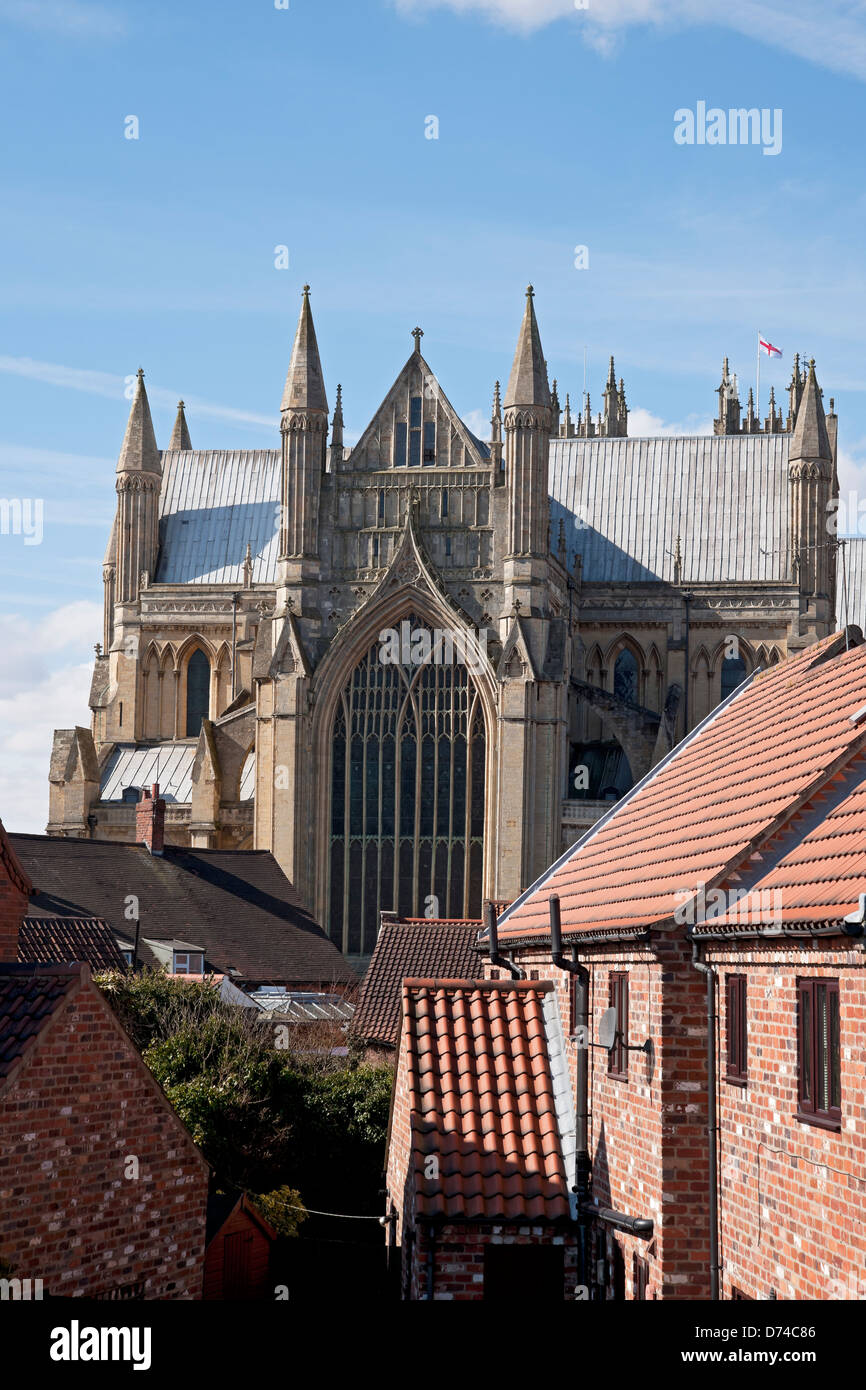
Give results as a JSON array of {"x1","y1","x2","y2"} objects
[{"x1": 756, "y1": 333, "x2": 761, "y2": 424}]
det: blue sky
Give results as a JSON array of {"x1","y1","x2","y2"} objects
[{"x1": 1, "y1": 0, "x2": 865, "y2": 829}]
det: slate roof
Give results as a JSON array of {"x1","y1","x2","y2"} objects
[
  {"x1": 398, "y1": 978, "x2": 570, "y2": 1221},
  {"x1": 155, "y1": 449, "x2": 281, "y2": 586},
  {"x1": 19, "y1": 917, "x2": 127, "y2": 971},
  {"x1": 100, "y1": 741, "x2": 198, "y2": 803},
  {"x1": 353, "y1": 919, "x2": 482, "y2": 1047},
  {"x1": 0, "y1": 965, "x2": 78, "y2": 1082},
  {"x1": 498, "y1": 631, "x2": 866, "y2": 942},
  {"x1": 152, "y1": 429, "x2": 797, "y2": 590},
  {"x1": 10, "y1": 835, "x2": 355, "y2": 989},
  {"x1": 549, "y1": 433, "x2": 791, "y2": 583}
]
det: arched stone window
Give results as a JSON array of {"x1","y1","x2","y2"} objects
[
  {"x1": 721, "y1": 653, "x2": 747, "y2": 702},
  {"x1": 185, "y1": 648, "x2": 211, "y2": 737},
  {"x1": 613, "y1": 648, "x2": 638, "y2": 705},
  {"x1": 328, "y1": 614, "x2": 486, "y2": 956}
]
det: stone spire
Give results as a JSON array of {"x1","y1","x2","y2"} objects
[
  {"x1": 117, "y1": 369, "x2": 161, "y2": 476},
  {"x1": 764, "y1": 385, "x2": 780, "y2": 434},
  {"x1": 490, "y1": 380, "x2": 503, "y2": 473},
  {"x1": 744, "y1": 387, "x2": 758, "y2": 433},
  {"x1": 331, "y1": 383, "x2": 344, "y2": 451},
  {"x1": 114, "y1": 370, "x2": 162, "y2": 608},
  {"x1": 504, "y1": 286, "x2": 550, "y2": 409},
  {"x1": 790, "y1": 359, "x2": 831, "y2": 462},
  {"x1": 787, "y1": 352, "x2": 806, "y2": 431},
  {"x1": 504, "y1": 286, "x2": 552, "y2": 560},
  {"x1": 789, "y1": 359, "x2": 834, "y2": 611},
  {"x1": 561, "y1": 392, "x2": 575, "y2": 439},
  {"x1": 281, "y1": 284, "x2": 328, "y2": 415},
  {"x1": 714, "y1": 358, "x2": 741, "y2": 435},
  {"x1": 550, "y1": 377, "x2": 561, "y2": 436},
  {"x1": 602, "y1": 356, "x2": 626, "y2": 437},
  {"x1": 169, "y1": 399, "x2": 192, "y2": 451}
]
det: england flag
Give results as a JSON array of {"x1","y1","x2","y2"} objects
[{"x1": 759, "y1": 338, "x2": 783, "y2": 358}]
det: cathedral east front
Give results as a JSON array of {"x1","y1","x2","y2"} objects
[{"x1": 48, "y1": 287, "x2": 843, "y2": 968}]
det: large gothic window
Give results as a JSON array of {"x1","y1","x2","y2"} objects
[
  {"x1": 721, "y1": 653, "x2": 747, "y2": 701},
  {"x1": 613, "y1": 649, "x2": 638, "y2": 705},
  {"x1": 186, "y1": 649, "x2": 210, "y2": 737},
  {"x1": 329, "y1": 615, "x2": 486, "y2": 956}
]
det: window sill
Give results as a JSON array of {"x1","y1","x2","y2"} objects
[
  {"x1": 725, "y1": 1074, "x2": 748, "y2": 1089},
  {"x1": 796, "y1": 1111, "x2": 841, "y2": 1133}
]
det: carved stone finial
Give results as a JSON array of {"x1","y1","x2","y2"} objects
[{"x1": 412, "y1": 326, "x2": 424, "y2": 353}]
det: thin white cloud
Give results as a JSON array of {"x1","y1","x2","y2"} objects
[
  {"x1": 0, "y1": 602, "x2": 101, "y2": 833},
  {"x1": 394, "y1": 0, "x2": 866, "y2": 80},
  {"x1": 628, "y1": 406, "x2": 714, "y2": 436},
  {"x1": 0, "y1": 355, "x2": 276, "y2": 430},
  {"x1": 0, "y1": 0, "x2": 125, "y2": 39}
]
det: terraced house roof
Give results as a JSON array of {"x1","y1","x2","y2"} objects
[
  {"x1": 398, "y1": 978, "x2": 571, "y2": 1222},
  {"x1": 498, "y1": 631, "x2": 866, "y2": 942},
  {"x1": 353, "y1": 919, "x2": 482, "y2": 1047}
]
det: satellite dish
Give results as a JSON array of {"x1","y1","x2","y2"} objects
[{"x1": 598, "y1": 1007, "x2": 618, "y2": 1051}]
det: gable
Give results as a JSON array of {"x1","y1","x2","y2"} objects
[{"x1": 347, "y1": 353, "x2": 490, "y2": 473}]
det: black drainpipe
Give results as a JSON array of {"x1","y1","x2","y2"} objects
[
  {"x1": 550, "y1": 894, "x2": 591, "y2": 1293},
  {"x1": 691, "y1": 937, "x2": 720, "y2": 1300},
  {"x1": 426, "y1": 1225, "x2": 437, "y2": 1301},
  {"x1": 483, "y1": 900, "x2": 525, "y2": 979}
]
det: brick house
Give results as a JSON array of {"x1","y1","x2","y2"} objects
[
  {"x1": 0, "y1": 817, "x2": 209, "y2": 1299},
  {"x1": 487, "y1": 629, "x2": 866, "y2": 1301},
  {"x1": 384, "y1": 977, "x2": 578, "y2": 1300},
  {"x1": 386, "y1": 631, "x2": 866, "y2": 1300}
]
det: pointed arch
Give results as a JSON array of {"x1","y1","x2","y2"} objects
[
  {"x1": 176, "y1": 637, "x2": 214, "y2": 739},
  {"x1": 214, "y1": 642, "x2": 232, "y2": 720},
  {"x1": 309, "y1": 577, "x2": 498, "y2": 959},
  {"x1": 141, "y1": 643, "x2": 161, "y2": 740},
  {"x1": 691, "y1": 645, "x2": 712, "y2": 726},
  {"x1": 646, "y1": 642, "x2": 664, "y2": 713}
]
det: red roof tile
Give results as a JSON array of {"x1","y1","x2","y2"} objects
[
  {"x1": 500, "y1": 635, "x2": 866, "y2": 940},
  {"x1": 400, "y1": 978, "x2": 570, "y2": 1221}
]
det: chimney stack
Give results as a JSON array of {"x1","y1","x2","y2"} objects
[{"x1": 136, "y1": 784, "x2": 165, "y2": 855}]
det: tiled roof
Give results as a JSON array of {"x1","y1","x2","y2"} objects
[
  {"x1": 0, "y1": 965, "x2": 79, "y2": 1082},
  {"x1": 499, "y1": 633, "x2": 866, "y2": 941},
  {"x1": 10, "y1": 835, "x2": 355, "y2": 988},
  {"x1": 400, "y1": 978, "x2": 570, "y2": 1221},
  {"x1": 353, "y1": 920, "x2": 481, "y2": 1046},
  {"x1": 695, "y1": 747, "x2": 866, "y2": 929},
  {"x1": 549, "y1": 433, "x2": 791, "y2": 583},
  {"x1": 19, "y1": 917, "x2": 127, "y2": 971}
]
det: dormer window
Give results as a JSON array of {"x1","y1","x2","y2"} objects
[{"x1": 173, "y1": 950, "x2": 204, "y2": 975}]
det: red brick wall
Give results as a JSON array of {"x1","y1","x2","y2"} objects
[
  {"x1": 485, "y1": 935, "x2": 711, "y2": 1300},
  {"x1": 706, "y1": 938, "x2": 866, "y2": 1301},
  {"x1": 0, "y1": 974, "x2": 208, "y2": 1298},
  {"x1": 410, "y1": 1224, "x2": 580, "y2": 1301},
  {"x1": 0, "y1": 824, "x2": 30, "y2": 964}
]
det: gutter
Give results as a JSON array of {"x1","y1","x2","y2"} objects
[{"x1": 482, "y1": 900, "x2": 525, "y2": 979}]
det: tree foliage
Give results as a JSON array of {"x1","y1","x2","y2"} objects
[{"x1": 95, "y1": 970, "x2": 393, "y2": 1217}]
